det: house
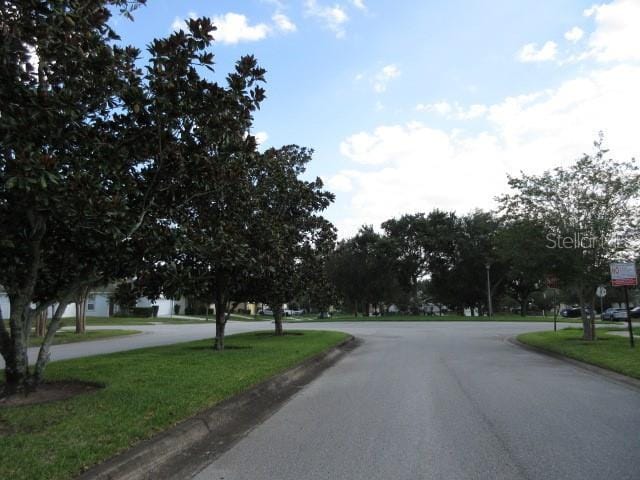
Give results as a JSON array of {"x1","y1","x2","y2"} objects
[{"x1": 0, "y1": 285, "x2": 186, "y2": 319}]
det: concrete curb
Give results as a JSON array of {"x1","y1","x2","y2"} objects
[
  {"x1": 508, "y1": 336, "x2": 640, "y2": 391},
  {"x1": 77, "y1": 335, "x2": 360, "y2": 480}
]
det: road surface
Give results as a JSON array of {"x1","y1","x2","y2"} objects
[
  {"x1": 0, "y1": 320, "x2": 273, "y2": 368},
  {"x1": 188, "y1": 321, "x2": 640, "y2": 480}
]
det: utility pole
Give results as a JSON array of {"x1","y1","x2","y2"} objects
[{"x1": 485, "y1": 263, "x2": 493, "y2": 318}]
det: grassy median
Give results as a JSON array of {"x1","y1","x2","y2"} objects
[
  {"x1": 291, "y1": 314, "x2": 609, "y2": 323},
  {"x1": 84, "y1": 316, "x2": 207, "y2": 326},
  {"x1": 0, "y1": 330, "x2": 348, "y2": 480},
  {"x1": 518, "y1": 328, "x2": 640, "y2": 380},
  {"x1": 28, "y1": 329, "x2": 140, "y2": 347}
]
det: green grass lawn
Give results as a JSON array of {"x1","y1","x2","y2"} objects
[
  {"x1": 28, "y1": 329, "x2": 140, "y2": 347},
  {"x1": 0, "y1": 330, "x2": 348, "y2": 480},
  {"x1": 82, "y1": 315, "x2": 207, "y2": 326},
  {"x1": 290, "y1": 313, "x2": 615, "y2": 323},
  {"x1": 189, "y1": 314, "x2": 267, "y2": 322},
  {"x1": 518, "y1": 328, "x2": 640, "y2": 380}
]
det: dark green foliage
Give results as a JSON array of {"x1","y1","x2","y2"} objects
[{"x1": 500, "y1": 136, "x2": 640, "y2": 338}]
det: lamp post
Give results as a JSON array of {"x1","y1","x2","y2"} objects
[{"x1": 485, "y1": 263, "x2": 493, "y2": 318}]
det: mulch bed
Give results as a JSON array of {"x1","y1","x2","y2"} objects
[{"x1": 0, "y1": 381, "x2": 103, "y2": 408}]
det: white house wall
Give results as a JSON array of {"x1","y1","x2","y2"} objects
[
  {"x1": 136, "y1": 296, "x2": 184, "y2": 317},
  {"x1": 0, "y1": 293, "x2": 10, "y2": 319}
]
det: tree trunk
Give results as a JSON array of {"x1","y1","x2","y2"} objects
[
  {"x1": 2, "y1": 300, "x2": 32, "y2": 395},
  {"x1": 590, "y1": 294, "x2": 597, "y2": 341},
  {"x1": 33, "y1": 300, "x2": 69, "y2": 385},
  {"x1": 274, "y1": 306, "x2": 284, "y2": 336},
  {"x1": 520, "y1": 298, "x2": 527, "y2": 317},
  {"x1": 75, "y1": 286, "x2": 89, "y2": 334},
  {"x1": 35, "y1": 309, "x2": 47, "y2": 337},
  {"x1": 579, "y1": 289, "x2": 594, "y2": 341},
  {"x1": 0, "y1": 220, "x2": 48, "y2": 394},
  {"x1": 213, "y1": 296, "x2": 226, "y2": 351}
]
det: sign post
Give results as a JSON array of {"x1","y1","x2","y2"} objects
[
  {"x1": 546, "y1": 275, "x2": 560, "y2": 332},
  {"x1": 596, "y1": 285, "x2": 606, "y2": 320},
  {"x1": 610, "y1": 262, "x2": 637, "y2": 348}
]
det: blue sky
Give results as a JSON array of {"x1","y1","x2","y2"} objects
[{"x1": 115, "y1": 0, "x2": 640, "y2": 237}]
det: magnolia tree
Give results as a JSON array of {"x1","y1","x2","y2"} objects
[
  {"x1": 249, "y1": 146, "x2": 334, "y2": 335},
  {"x1": 0, "y1": 0, "x2": 149, "y2": 392},
  {"x1": 137, "y1": 49, "x2": 267, "y2": 351},
  {"x1": 499, "y1": 137, "x2": 640, "y2": 339},
  {"x1": 0, "y1": 1, "x2": 255, "y2": 391}
]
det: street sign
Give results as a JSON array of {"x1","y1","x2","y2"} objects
[
  {"x1": 545, "y1": 275, "x2": 559, "y2": 289},
  {"x1": 610, "y1": 262, "x2": 637, "y2": 348},
  {"x1": 596, "y1": 286, "x2": 606, "y2": 298},
  {"x1": 610, "y1": 262, "x2": 638, "y2": 287}
]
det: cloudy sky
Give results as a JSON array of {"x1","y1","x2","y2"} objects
[{"x1": 115, "y1": 0, "x2": 640, "y2": 237}]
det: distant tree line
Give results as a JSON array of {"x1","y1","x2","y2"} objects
[{"x1": 323, "y1": 137, "x2": 640, "y2": 341}]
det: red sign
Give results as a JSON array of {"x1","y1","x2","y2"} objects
[{"x1": 610, "y1": 262, "x2": 638, "y2": 287}]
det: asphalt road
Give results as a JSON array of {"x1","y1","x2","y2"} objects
[
  {"x1": 190, "y1": 322, "x2": 640, "y2": 480},
  {"x1": 0, "y1": 321, "x2": 273, "y2": 368}
]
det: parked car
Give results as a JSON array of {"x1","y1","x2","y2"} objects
[
  {"x1": 601, "y1": 308, "x2": 628, "y2": 321},
  {"x1": 258, "y1": 309, "x2": 273, "y2": 316},
  {"x1": 284, "y1": 308, "x2": 305, "y2": 316},
  {"x1": 560, "y1": 307, "x2": 582, "y2": 318},
  {"x1": 559, "y1": 306, "x2": 594, "y2": 318},
  {"x1": 628, "y1": 306, "x2": 640, "y2": 318}
]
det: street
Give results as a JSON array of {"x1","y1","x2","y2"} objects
[
  {"x1": 5, "y1": 321, "x2": 640, "y2": 479},
  {"x1": 190, "y1": 322, "x2": 640, "y2": 480}
]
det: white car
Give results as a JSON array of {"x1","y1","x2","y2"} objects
[{"x1": 601, "y1": 308, "x2": 628, "y2": 320}]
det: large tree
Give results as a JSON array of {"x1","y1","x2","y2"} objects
[
  {"x1": 328, "y1": 226, "x2": 402, "y2": 315},
  {"x1": 0, "y1": 0, "x2": 154, "y2": 392},
  {"x1": 495, "y1": 218, "x2": 551, "y2": 316},
  {"x1": 139, "y1": 45, "x2": 267, "y2": 350},
  {"x1": 249, "y1": 146, "x2": 334, "y2": 335},
  {"x1": 0, "y1": 3, "x2": 254, "y2": 390},
  {"x1": 499, "y1": 137, "x2": 640, "y2": 339}
]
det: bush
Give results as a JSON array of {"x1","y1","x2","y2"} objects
[
  {"x1": 131, "y1": 307, "x2": 154, "y2": 318},
  {"x1": 174, "y1": 304, "x2": 181, "y2": 315}
]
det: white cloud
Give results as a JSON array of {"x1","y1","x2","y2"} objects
[
  {"x1": 173, "y1": 11, "x2": 300, "y2": 44},
  {"x1": 517, "y1": 41, "x2": 558, "y2": 62},
  {"x1": 416, "y1": 101, "x2": 452, "y2": 115},
  {"x1": 332, "y1": 64, "x2": 640, "y2": 237},
  {"x1": 272, "y1": 13, "x2": 297, "y2": 33},
  {"x1": 327, "y1": 173, "x2": 354, "y2": 192},
  {"x1": 172, "y1": 12, "x2": 274, "y2": 44},
  {"x1": 457, "y1": 104, "x2": 488, "y2": 120},
  {"x1": 212, "y1": 13, "x2": 271, "y2": 44},
  {"x1": 372, "y1": 64, "x2": 400, "y2": 93},
  {"x1": 564, "y1": 26, "x2": 584, "y2": 43},
  {"x1": 254, "y1": 131, "x2": 269, "y2": 145},
  {"x1": 351, "y1": 0, "x2": 366, "y2": 10},
  {"x1": 305, "y1": 0, "x2": 349, "y2": 37},
  {"x1": 171, "y1": 12, "x2": 198, "y2": 32},
  {"x1": 415, "y1": 101, "x2": 487, "y2": 120},
  {"x1": 583, "y1": 0, "x2": 640, "y2": 62}
]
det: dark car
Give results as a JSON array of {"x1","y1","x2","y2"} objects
[
  {"x1": 560, "y1": 306, "x2": 593, "y2": 318},
  {"x1": 630, "y1": 306, "x2": 640, "y2": 319},
  {"x1": 560, "y1": 307, "x2": 582, "y2": 318}
]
